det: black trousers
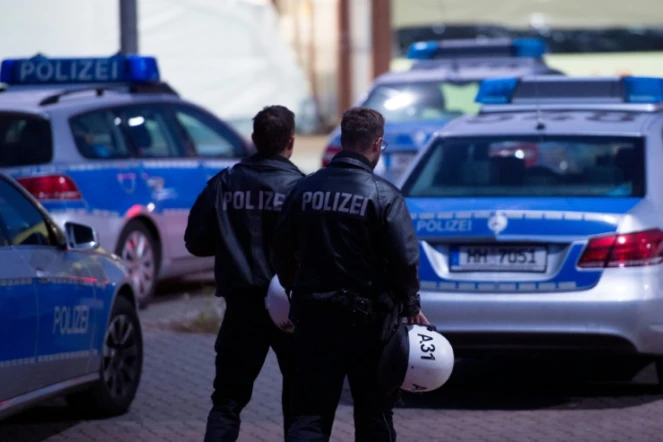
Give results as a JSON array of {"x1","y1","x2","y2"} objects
[
  {"x1": 286, "y1": 304, "x2": 397, "y2": 442},
  {"x1": 204, "y1": 291, "x2": 294, "y2": 442}
]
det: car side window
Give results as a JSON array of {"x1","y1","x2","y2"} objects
[
  {"x1": 70, "y1": 110, "x2": 132, "y2": 159},
  {"x1": 116, "y1": 106, "x2": 185, "y2": 158},
  {"x1": 173, "y1": 106, "x2": 245, "y2": 158},
  {"x1": 0, "y1": 179, "x2": 54, "y2": 247},
  {"x1": 0, "y1": 114, "x2": 53, "y2": 166}
]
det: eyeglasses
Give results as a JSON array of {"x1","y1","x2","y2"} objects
[{"x1": 380, "y1": 140, "x2": 388, "y2": 152}]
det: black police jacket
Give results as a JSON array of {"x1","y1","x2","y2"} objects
[
  {"x1": 271, "y1": 150, "x2": 421, "y2": 317},
  {"x1": 184, "y1": 153, "x2": 305, "y2": 296}
]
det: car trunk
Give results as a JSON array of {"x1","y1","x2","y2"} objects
[{"x1": 408, "y1": 197, "x2": 641, "y2": 292}]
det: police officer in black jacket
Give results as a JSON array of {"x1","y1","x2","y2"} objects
[
  {"x1": 184, "y1": 105, "x2": 305, "y2": 442},
  {"x1": 271, "y1": 107, "x2": 428, "y2": 441}
]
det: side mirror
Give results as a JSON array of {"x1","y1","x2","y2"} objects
[{"x1": 64, "y1": 222, "x2": 99, "y2": 251}]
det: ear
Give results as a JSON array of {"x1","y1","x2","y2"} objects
[
  {"x1": 373, "y1": 137, "x2": 383, "y2": 154},
  {"x1": 283, "y1": 135, "x2": 294, "y2": 154}
]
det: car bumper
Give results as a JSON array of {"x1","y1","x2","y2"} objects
[{"x1": 421, "y1": 266, "x2": 663, "y2": 356}]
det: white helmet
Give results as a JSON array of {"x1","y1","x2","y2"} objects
[
  {"x1": 401, "y1": 324, "x2": 454, "y2": 392},
  {"x1": 378, "y1": 323, "x2": 454, "y2": 394},
  {"x1": 266, "y1": 275, "x2": 294, "y2": 333}
]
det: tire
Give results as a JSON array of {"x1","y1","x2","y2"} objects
[
  {"x1": 116, "y1": 220, "x2": 160, "y2": 309},
  {"x1": 655, "y1": 359, "x2": 663, "y2": 388},
  {"x1": 67, "y1": 296, "x2": 143, "y2": 418}
]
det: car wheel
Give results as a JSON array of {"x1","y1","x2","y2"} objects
[
  {"x1": 655, "y1": 359, "x2": 663, "y2": 388},
  {"x1": 67, "y1": 296, "x2": 143, "y2": 417},
  {"x1": 116, "y1": 221, "x2": 160, "y2": 309}
]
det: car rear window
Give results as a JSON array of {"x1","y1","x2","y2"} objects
[
  {"x1": 401, "y1": 135, "x2": 645, "y2": 198},
  {"x1": 0, "y1": 114, "x2": 52, "y2": 167}
]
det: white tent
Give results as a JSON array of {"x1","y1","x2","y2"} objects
[{"x1": 0, "y1": 0, "x2": 316, "y2": 138}]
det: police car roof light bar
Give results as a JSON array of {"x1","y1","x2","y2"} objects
[
  {"x1": 475, "y1": 75, "x2": 663, "y2": 105},
  {"x1": 474, "y1": 77, "x2": 519, "y2": 104},
  {"x1": 406, "y1": 38, "x2": 548, "y2": 60},
  {"x1": 623, "y1": 76, "x2": 663, "y2": 104},
  {"x1": 0, "y1": 54, "x2": 160, "y2": 86}
]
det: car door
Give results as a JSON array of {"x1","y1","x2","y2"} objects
[
  {"x1": 0, "y1": 182, "x2": 39, "y2": 401},
  {"x1": 115, "y1": 104, "x2": 205, "y2": 262},
  {"x1": 0, "y1": 178, "x2": 96, "y2": 390},
  {"x1": 169, "y1": 103, "x2": 248, "y2": 180},
  {"x1": 68, "y1": 108, "x2": 148, "y2": 247}
]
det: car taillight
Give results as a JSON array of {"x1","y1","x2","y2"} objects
[
  {"x1": 578, "y1": 229, "x2": 663, "y2": 269},
  {"x1": 322, "y1": 145, "x2": 341, "y2": 167},
  {"x1": 16, "y1": 175, "x2": 82, "y2": 201}
]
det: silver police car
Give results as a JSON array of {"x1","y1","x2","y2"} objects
[
  {"x1": 0, "y1": 55, "x2": 251, "y2": 307},
  {"x1": 400, "y1": 75, "x2": 663, "y2": 382},
  {"x1": 322, "y1": 38, "x2": 562, "y2": 183}
]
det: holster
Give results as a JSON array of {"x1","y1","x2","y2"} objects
[{"x1": 377, "y1": 292, "x2": 402, "y2": 344}]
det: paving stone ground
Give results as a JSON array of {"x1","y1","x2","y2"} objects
[{"x1": 3, "y1": 288, "x2": 663, "y2": 441}]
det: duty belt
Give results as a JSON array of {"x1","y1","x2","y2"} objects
[{"x1": 311, "y1": 289, "x2": 374, "y2": 316}]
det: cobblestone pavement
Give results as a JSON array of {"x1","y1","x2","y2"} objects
[{"x1": 3, "y1": 286, "x2": 663, "y2": 441}]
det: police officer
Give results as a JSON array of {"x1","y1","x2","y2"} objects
[
  {"x1": 184, "y1": 105, "x2": 305, "y2": 442},
  {"x1": 271, "y1": 107, "x2": 428, "y2": 441}
]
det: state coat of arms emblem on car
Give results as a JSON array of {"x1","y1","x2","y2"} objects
[{"x1": 488, "y1": 212, "x2": 508, "y2": 234}]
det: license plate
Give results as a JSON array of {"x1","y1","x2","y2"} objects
[{"x1": 450, "y1": 246, "x2": 547, "y2": 272}]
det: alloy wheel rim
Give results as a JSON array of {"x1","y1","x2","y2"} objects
[
  {"x1": 121, "y1": 231, "x2": 155, "y2": 301},
  {"x1": 103, "y1": 314, "x2": 139, "y2": 400}
]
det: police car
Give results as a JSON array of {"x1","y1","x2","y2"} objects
[
  {"x1": 0, "y1": 55, "x2": 251, "y2": 307},
  {"x1": 321, "y1": 38, "x2": 562, "y2": 183},
  {"x1": 400, "y1": 75, "x2": 663, "y2": 382},
  {"x1": 0, "y1": 172, "x2": 142, "y2": 420}
]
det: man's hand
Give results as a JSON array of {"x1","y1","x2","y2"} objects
[{"x1": 407, "y1": 311, "x2": 429, "y2": 325}]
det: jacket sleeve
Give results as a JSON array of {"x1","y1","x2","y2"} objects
[
  {"x1": 382, "y1": 192, "x2": 421, "y2": 317},
  {"x1": 184, "y1": 181, "x2": 219, "y2": 257},
  {"x1": 271, "y1": 188, "x2": 300, "y2": 291}
]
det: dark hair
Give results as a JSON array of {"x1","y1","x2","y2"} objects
[
  {"x1": 252, "y1": 105, "x2": 295, "y2": 155},
  {"x1": 340, "y1": 107, "x2": 385, "y2": 152}
]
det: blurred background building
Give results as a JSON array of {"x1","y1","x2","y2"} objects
[
  {"x1": 1, "y1": 0, "x2": 661, "y2": 136},
  {"x1": 278, "y1": 0, "x2": 663, "y2": 129}
]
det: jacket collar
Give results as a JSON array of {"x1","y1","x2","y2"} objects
[
  {"x1": 242, "y1": 153, "x2": 303, "y2": 173},
  {"x1": 329, "y1": 150, "x2": 373, "y2": 172}
]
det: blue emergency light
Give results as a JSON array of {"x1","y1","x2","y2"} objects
[
  {"x1": 406, "y1": 38, "x2": 548, "y2": 60},
  {"x1": 475, "y1": 76, "x2": 663, "y2": 105},
  {"x1": 0, "y1": 54, "x2": 160, "y2": 86},
  {"x1": 623, "y1": 77, "x2": 663, "y2": 103},
  {"x1": 474, "y1": 77, "x2": 520, "y2": 104}
]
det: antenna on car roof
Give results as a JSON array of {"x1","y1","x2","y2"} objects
[{"x1": 534, "y1": 76, "x2": 546, "y2": 130}]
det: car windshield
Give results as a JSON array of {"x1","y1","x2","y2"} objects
[
  {"x1": 401, "y1": 136, "x2": 645, "y2": 198},
  {"x1": 0, "y1": 114, "x2": 52, "y2": 167},
  {"x1": 363, "y1": 81, "x2": 482, "y2": 123}
]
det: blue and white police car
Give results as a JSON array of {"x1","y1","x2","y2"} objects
[
  {"x1": 400, "y1": 75, "x2": 663, "y2": 382},
  {"x1": 0, "y1": 172, "x2": 142, "y2": 420},
  {"x1": 0, "y1": 54, "x2": 251, "y2": 307},
  {"x1": 321, "y1": 38, "x2": 562, "y2": 183}
]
